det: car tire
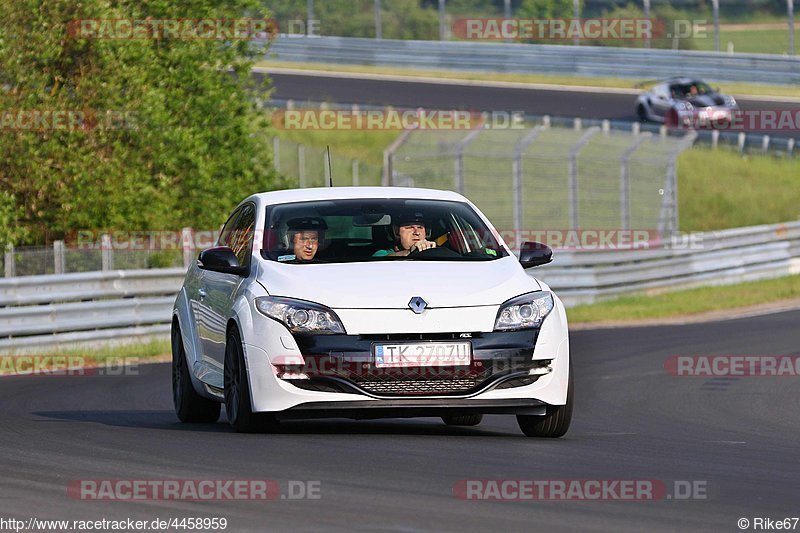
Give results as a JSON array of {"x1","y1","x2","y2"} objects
[
  {"x1": 224, "y1": 326, "x2": 279, "y2": 433},
  {"x1": 517, "y1": 362, "x2": 573, "y2": 438},
  {"x1": 442, "y1": 414, "x2": 483, "y2": 426},
  {"x1": 172, "y1": 321, "x2": 221, "y2": 423},
  {"x1": 636, "y1": 104, "x2": 648, "y2": 122}
]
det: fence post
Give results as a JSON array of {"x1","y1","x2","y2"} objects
[
  {"x1": 352, "y1": 159, "x2": 359, "y2": 186},
  {"x1": 789, "y1": 0, "x2": 795, "y2": 56},
  {"x1": 512, "y1": 126, "x2": 546, "y2": 234},
  {"x1": 101, "y1": 234, "x2": 113, "y2": 271},
  {"x1": 659, "y1": 132, "x2": 698, "y2": 233},
  {"x1": 712, "y1": 0, "x2": 720, "y2": 52},
  {"x1": 4, "y1": 244, "x2": 14, "y2": 278},
  {"x1": 374, "y1": 0, "x2": 382, "y2": 39},
  {"x1": 298, "y1": 144, "x2": 306, "y2": 187},
  {"x1": 273, "y1": 137, "x2": 280, "y2": 173},
  {"x1": 182, "y1": 227, "x2": 195, "y2": 269},
  {"x1": 454, "y1": 126, "x2": 484, "y2": 195},
  {"x1": 439, "y1": 0, "x2": 447, "y2": 41},
  {"x1": 383, "y1": 127, "x2": 417, "y2": 186},
  {"x1": 643, "y1": 0, "x2": 651, "y2": 49},
  {"x1": 53, "y1": 240, "x2": 65, "y2": 274},
  {"x1": 573, "y1": 0, "x2": 580, "y2": 46},
  {"x1": 619, "y1": 133, "x2": 651, "y2": 230},
  {"x1": 567, "y1": 127, "x2": 601, "y2": 229}
]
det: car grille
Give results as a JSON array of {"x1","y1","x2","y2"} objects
[{"x1": 357, "y1": 378, "x2": 480, "y2": 395}]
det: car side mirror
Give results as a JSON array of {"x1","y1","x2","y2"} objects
[
  {"x1": 197, "y1": 246, "x2": 248, "y2": 276},
  {"x1": 519, "y1": 241, "x2": 553, "y2": 268}
]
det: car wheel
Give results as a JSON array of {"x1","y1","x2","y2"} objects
[
  {"x1": 442, "y1": 414, "x2": 483, "y2": 426},
  {"x1": 517, "y1": 362, "x2": 573, "y2": 438},
  {"x1": 224, "y1": 326, "x2": 279, "y2": 433},
  {"x1": 172, "y1": 321, "x2": 221, "y2": 423},
  {"x1": 636, "y1": 104, "x2": 648, "y2": 122}
]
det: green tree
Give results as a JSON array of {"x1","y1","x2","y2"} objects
[{"x1": 0, "y1": 0, "x2": 285, "y2": 245}]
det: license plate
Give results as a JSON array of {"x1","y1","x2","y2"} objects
[{"x1": 373, "y1": 342, "x2": 472, "y2": 368}]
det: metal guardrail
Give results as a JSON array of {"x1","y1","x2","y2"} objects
[
  {"x1": 1, "y1": 221, "x2": 798, "y2": 351},
  {"x1": 268, "y1": 36, "x2": 800, "y2": 85},
  {"x1": 536, "y1": 221, "x2": 800, "y2": 305}
]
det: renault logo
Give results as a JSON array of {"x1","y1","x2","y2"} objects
[{"x1": 408, "y1": 296, "x2": 427, "y2": 314}]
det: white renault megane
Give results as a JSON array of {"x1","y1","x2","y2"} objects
[{"x1": 172, "y1": 187, "x2": 572, "y2": 437}]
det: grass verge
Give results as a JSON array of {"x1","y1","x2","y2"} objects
[
  {"x1": 567, "y1": 274, "x2": 800, "y2": 324},
  {"x1": 0, "y1": 338, "x2": 171, "y2": 376},
  {"x1": 257, "y1": 60, "x2": 800, "y2": 99}
]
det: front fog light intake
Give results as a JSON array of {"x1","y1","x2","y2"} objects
[
  {"x1": 255, "y1": 296, "x2": 345, "y2": 335},
  {"x1": 494, "y1": 291, "x2": 554, "y2": 331}
]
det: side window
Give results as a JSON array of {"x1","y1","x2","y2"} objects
[
  {"x1": 218, "y1": 208, "x2": 241, "y2": 248},
  {"x1": 230, "y1": 204, "x2": 256, "y2": 267}
]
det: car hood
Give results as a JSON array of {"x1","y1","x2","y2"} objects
[
  {"x1": 256, "y1": 256, "x2": 540, "y2": 309},
  {"x1": 687, "y1": 94, "x2": 726, "y2": 107}
]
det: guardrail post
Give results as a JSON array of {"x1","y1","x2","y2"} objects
[
  {"x1": 762, "y1": 135, "x2": 770, "y2": 153},
  {"x1": 711, "y1": 130, "x2": 719, "y2": 149},
  {"x1": 788, "y1": 138, "x2": 795, "y2": 157},
  {"x1": 352, "y1": 159, "x2": 359, "y2": 186},
  {"x1": 738, "y1": 132, "x2": 747, "y2": 153},
  {"x1": 573, "y1": 117, "x2": 582, "y2": 131},
  {"x1": 53, "y1": 240, "x2": 65, "y2": 275},
  {"x1": 273, "y1": 137, "x2": 280, "y2": 173},
  {"x1": 298, "y1": 144, "x2": 306, "y2": 187},
  {"x1": 182, "y1": 228, "x2": 194, "y2": 268},
  {"x1": 567, "y1": 127, "x2": 601, "y2": 230},
  {"x1": 632, "y1": 122, "x2": 640, "y2": 136},
  {"x1": 101, "y1": 234, "x2": 113, "y2": 271},
  {"x1": 4, "y1": 244, "x2": 14, "y2": 278}
]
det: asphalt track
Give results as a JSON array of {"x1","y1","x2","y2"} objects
[
  {"x1": 1, "y1": 309, "x2": 799, "y2": 532},
  {"x1": 262, "y1": 71, "x2": 800, "y2": 123}
]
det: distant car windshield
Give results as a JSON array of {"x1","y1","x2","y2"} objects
[
  {"x1": 672, "y1": 81, "x2": 714, "y2": 98},
  {"x1": 261, "y1": 198, "x2": 508, "y2": 264}
]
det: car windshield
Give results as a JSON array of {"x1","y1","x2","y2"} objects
[
  {"x1": 261, "y1": 198, "x2": 509, "y2": 264},
  {"x1": 672, "y1": 81, "x2": 714, "y2": 98}
]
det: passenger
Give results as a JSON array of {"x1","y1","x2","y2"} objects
[
  {"x1": 285, "y1": 217, "x2": 326, "y2": 261},
  {"x1": 373, "y1": 211, "x2": 436, "y2": 257}
]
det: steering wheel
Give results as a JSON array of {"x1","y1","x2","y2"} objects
[{"x1": 407, "y1": 245, "x2": 460, "y2": 258}]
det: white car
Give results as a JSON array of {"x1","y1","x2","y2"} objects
[{"x1": 172, "y1": 187, "x2": 572, "y2": 437}]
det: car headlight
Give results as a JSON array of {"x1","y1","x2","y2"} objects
[
  {"x1": 494, "y1": 291, "x2": 554, "y2": 331},
  {"x1": 255, "y1": 296, "x2": 345, "y2": 335}
]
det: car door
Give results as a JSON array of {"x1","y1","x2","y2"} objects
[
  {"x1": 650, "y1": 84, "x2": 673, "y2": 119},
  {"x1": 194, "y1": 206, "x2": 242, "y2": 375},
  {"x1": 200, "y1": 203, "x2": 256, "y2": 368}
]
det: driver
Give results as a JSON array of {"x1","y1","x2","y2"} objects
[
  {"x1": 373, "y1": 211, "x2": 436, "y2": 257},
  {"x1": 285, "y1": 217, "x2": 326, "y2": 261}
]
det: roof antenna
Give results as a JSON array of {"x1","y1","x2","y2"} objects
[{"x1": 326, "y1": 145, "x2": 334, "y2": 187}]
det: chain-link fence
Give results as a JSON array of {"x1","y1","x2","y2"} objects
[
  {"x1": 386, "y1": 120, "x2": 696, "y2": 233},
  {"x1": 272, "y1": 136, "x2": 383, "y2": 188},
  {"x1": 270, "y1": 0, "x2": 797, "y2": 55}
]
